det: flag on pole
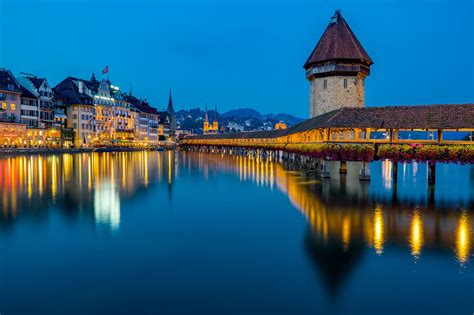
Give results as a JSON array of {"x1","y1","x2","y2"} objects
[{"x1": 102, "y1": 66, "x2": 109, "y2": 74}]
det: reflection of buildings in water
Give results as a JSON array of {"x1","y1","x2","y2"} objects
[
  {"x1": 94, "y1": 181, "x2": 120, "y2": 230},
  {"x1": 0, "y1": 152, "x2": 169, "y2": 228},
  {"x1": 185, "y1": 152, "x2": 473, "y2": 267}
]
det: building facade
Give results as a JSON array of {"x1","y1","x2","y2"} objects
[
  {"x1": 54, "y1": 77, "x2": 96, "y2": 147},
  {"x1": 0, "y1": 69, "x2": 22, "y2": 123},
  {"x1": 304, "y1": 10, "x2": 373, "y2": 118},
  {"x1": 203, "y1": 106, "x2": 219, "y2": 134}
]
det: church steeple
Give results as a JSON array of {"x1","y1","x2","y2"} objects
[
  {"x1": 167, "y1": 89, "x2": 175, "y2": 115},
  {"x1": 90, "y1": 71, "x2": 97, "y2": 82},
  {"x1": 203, "y1": 105, "x2": 210, "y2": 133},
  {"x1": 167, "y1": 89, "x2": 176, "y2": 136}
]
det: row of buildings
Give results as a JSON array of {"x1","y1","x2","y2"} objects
[{"x1": 0, "y1": 69, "x2": 177, "y2": 148}]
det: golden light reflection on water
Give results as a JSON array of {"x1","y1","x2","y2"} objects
[
  {"x1": 0, "y1": 151, "x2": 472, "y2": 266},
  {"x1": 455, "y1": 212, "x2": 471, "y2": 265},
  {"x1": 342, "y1": 215, "x2": 351, "y2": 251},
  {"x1": 0, "y1": 151, "x2": 175, "y2": 230},
  {"x1": 188, "y1": 153, "x2": 472, "y2": 267},
  {"x1": 373, "y1": 207, "x2": 385, "y2": 255},
  {"x1": 409, "y1": 210, "x2": 424, "y2": 259}
]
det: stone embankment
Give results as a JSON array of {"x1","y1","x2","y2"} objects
[{"x1": 0, "y1": 146, "x2": 175, "y2": 156}]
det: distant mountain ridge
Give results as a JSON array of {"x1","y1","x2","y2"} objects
[
  {"x1": 221, "y1": 108, "x2": 261, "y2": 119},
  {"x1": 176, "y1": 107, "x2": 304, "y2": 133}
]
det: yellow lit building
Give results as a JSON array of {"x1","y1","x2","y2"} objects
[
  {"x1": 54, "y1": 77, "x2": 96, "y2": 147},
  {"x1": 203, "y1": 106, "x2": 218, "y2": 134},
  {"x1": 0, "y1": 121, "x2": 27, "y2": 147},
  {"x1": 275, "y1": 121, "x2": 287, "y2": 130}
]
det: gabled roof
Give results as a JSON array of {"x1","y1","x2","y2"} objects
[
  {"x1": 28, "y1": 77, "x2": 46, "y2": 90},
  {"x1": 158, "y1": 111, "x2": 170, "y2": 123},
  {"x1": 304, "y1": 10, "x2": 373, "y2": 69},
  {"x1": 126, "y1": 94, "x2": 158, "y2": 114},
  {"x1": 0, "y1": 69, "x2": 21, "y2": 93},
  {"x1": 19, "y1": 84, "x2": 37, "y2": 99},
  {"x1": 53, "y1": 77, "x2": 93, "y2": 105}
]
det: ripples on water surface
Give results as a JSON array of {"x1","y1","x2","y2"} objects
[{"x1": 0, "y1": 151, "x2": 473, "y2": 314}]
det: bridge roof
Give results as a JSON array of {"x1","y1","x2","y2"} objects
[
  {"x1": 185, "y1": 104, "x2": 474, "y2": 140},
  {"x1": 302, "y1": 104, "x2": 474, "y2": 130}
]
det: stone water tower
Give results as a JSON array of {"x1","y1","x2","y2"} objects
[{"x1": 304, "y1": 10, "x2": 373, "y2": 118}]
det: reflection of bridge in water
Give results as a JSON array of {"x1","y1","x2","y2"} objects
[{"x1": 182, "y1": 151, "x2": 473, "y2": 271}]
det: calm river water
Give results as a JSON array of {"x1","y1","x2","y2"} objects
[{"x1": 0, "y1": 151, "x2": 473, "y2": 314}]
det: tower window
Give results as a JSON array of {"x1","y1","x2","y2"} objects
[
  {"x1": 343, "y1": 79, "x2": 348, "y2": 89},
  {"x1": 323, "y1": 80, "x2": 327, "y2": 90}
]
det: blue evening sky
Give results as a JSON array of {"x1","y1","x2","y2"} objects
[{"x1": 0, "y1": 0, "x2": 472, "y2": 118}]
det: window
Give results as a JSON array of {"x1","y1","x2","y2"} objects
[
  {"x1": 323, "y1": 79, "x2": 327, "y2": 90},
  {"x1": 343, "y1": 78, "x2": 348, "y2": 89},
  {"x1": 1, "y1": 102, "x2": 6, "y2": 110},
  {"x1": 10, "y1": 103, "x2": 15, "y2": 111}
]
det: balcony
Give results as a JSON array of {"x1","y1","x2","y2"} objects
[{"x1": 0, "y1": 112, "x2": 17, "y2": 123}]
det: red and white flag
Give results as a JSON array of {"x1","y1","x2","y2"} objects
[{"x1": 102, "y1": 66, "x2": 109, "y2": 74}]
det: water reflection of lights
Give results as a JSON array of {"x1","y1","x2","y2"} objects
[
  {"x1": 455, "y1": 212, "x2": 471, "y2": 266},
  {"x1": 168, "y1": 151, "x2": 172, "y2": 184},
  {"x1": 373, "y1": 207, "x2": 385, "y2": 255},
  {"x1": 94, "y1": 182, "x2": 121, "y2": 230},
  {"x1": 381, "y1": 160, "x2": 392, "y2": 190},
  {"x1": 409, "y1": 210, "x2": 424, "y2": 259},
  {"x1": 342, "y1": 215, "x2": 351, "y2": 251}
]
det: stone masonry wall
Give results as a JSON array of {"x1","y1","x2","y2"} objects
[{"x1": 309, "y1": 74, "x2": 366, "y2": 118}]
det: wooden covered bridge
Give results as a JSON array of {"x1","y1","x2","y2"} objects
[{"x1": 180, "y1": 104, "x2": 474, "y2": 183}]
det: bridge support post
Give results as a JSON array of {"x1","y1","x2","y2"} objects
[
  {"x1": 359, "y1": 161, "x2": 371, "y2": 181},
  {"x1": 392, "y1": 160, "x2": 398, "y2": 180},
  {"x1": 321, "y1": 159, "x2": 331, "y2": 178},
  {"x1": 428, "y1": 161, "x2": 436, "y2": 185},
  {"x1": 339, "y1": 161, "x2": 347, "y2": 174},
  {"x1": 300, "y1": 156, "x2": 307, "y2": 168}
]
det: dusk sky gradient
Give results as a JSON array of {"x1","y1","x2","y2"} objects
[{"x1": 1, "y1": 0, "x2": 473, "y2": 117}]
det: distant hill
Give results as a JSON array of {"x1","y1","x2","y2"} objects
[{"x1": 221, "y1": 108, "x2": 261, "y2": 119}]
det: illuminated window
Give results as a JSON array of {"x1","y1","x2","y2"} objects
[
  {"x1": 10, "y1": 103, "x2": 15, "y2": 111},
  {"x1": 1, "y1": 102, "x2": 6, "y2": 110}
]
